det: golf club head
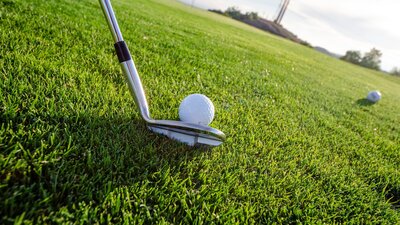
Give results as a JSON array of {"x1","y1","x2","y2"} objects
[
  {"x1": 117, "y1": 57, "x2": 226, "y2": 147},
  {"x1": 119, "y1": 59, "x2": 226, "y2": 147},
  {"x1": 147, "y1": 120, "x2": 226, "y2": 146}
]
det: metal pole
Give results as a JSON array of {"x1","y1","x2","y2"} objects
[{"x1": 278, "y1": 0, "x2": 290, "y2": 23}]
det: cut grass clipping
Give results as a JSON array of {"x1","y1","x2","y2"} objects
[{"x1": 1, "y1": 0, "x2": 400, "y2": 223}]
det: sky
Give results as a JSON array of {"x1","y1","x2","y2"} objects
[{"x1": 179, "y1": 0, "x2": 400, "y2": 71}]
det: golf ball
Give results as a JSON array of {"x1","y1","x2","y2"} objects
[
  {"x1": 366, "y1": 90, "x2": 381, "y2": 103},
  {"x1": 179, "y1": 94, "x2": 215, "y2": 126}
]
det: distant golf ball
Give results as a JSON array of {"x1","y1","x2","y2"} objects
[
  {"x1": 366, "y1": 90, "x2": 381, "y2": 103},
  {"x1": 179, "y1": 94, "x2": 215, "y2": 126}
]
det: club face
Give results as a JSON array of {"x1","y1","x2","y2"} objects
[{"x1": 147, "y1": 120, "x2": 225, "y2": 146}]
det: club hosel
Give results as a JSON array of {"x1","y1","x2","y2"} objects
[{"x1": 120, "y1": 60, "x2": 151, "y2": 120}]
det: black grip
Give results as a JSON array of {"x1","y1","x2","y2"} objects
[{"x1": 114, "y1": 41, "x2": 131, "y2": 62}]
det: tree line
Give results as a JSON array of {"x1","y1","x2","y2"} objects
[
  {"x1": 209, "y1": 7, "x2": 259, "y2": 21},
  {"x1": 341, "y1": 48, "x2": 399, "y2": 77},
  {"x1": 211, "y1": 7, "x2": 399, "y2": 77}
]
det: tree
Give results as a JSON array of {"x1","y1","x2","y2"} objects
[
  {"x1": 360, "y1": 48, "x2": 382, "y2": 70},
  {"x1": 391, "y1": 67, "x2": 400, "y2": 76},
  {"x1": 225, "y1": 7, "x2": 242, "y2": 20},
  {"x1": 245, "y1": 12, "x2": 259, "y2": 21},
  {"x1": 224, "y1": 7, "x2": 259, "y2": 20},
  {"x1": 340, "y1": 50, "x2": 362, "y2": 65}
]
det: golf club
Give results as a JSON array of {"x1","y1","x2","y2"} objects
[{"x1": 99, "y1": 0, "x2": 226, "y2": 146}]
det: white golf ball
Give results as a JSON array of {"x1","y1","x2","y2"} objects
[
  {"x1": 179, "y1": 94, "x2": 215, "y2": 126},
  {"x1": 366, "y1": 90, "x2": 381, "y2": 103}
]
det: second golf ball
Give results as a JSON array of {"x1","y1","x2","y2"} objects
[
  {"x1": 179, "y1": 94, "x2": 215, "y2": 126},
  {"x1": 367, "y1": 90, "x2": 381, "y2": 103}
]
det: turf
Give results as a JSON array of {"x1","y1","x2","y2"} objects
[{"x1": 1, "y1": 0, "x2": 400, "y2": 223}]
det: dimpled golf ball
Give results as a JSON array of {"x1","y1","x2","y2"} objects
[
  {"x1": 367, "y1": 90, "x2": 382, "y2": 103},
  {"x1": 179, "y1": 94, "x2": 215, "y2": 126}
]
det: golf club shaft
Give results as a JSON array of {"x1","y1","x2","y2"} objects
[
  {"x1": 99, "y1": 0, "x2": 123, "y2": 42},
  {"x1": 99, "y1": 0, "x2": 151, "y2": 120}
]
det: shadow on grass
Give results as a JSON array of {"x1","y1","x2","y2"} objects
[
  {"x1": 355, "y1": 98, "x2": 375, "y2": 106},
  {"x1": 1, "y1": 112, "x2": 211, "y2": 220}
]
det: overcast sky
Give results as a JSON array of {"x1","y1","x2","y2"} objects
[{"x1": 179, "y1": 0, "x2": 400, "y2": 71}]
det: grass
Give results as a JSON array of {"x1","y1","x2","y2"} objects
[{"x1": 1, "y1": 0, "x2": 400, "y2": 223}]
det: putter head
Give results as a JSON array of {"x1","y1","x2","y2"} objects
[{"x1": 147, "y1": 120, "x2": 226, "y2": 146}]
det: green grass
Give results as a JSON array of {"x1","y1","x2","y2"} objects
[{"x1": 1, "y1": 0, "x2": 400, "y2": 223}]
